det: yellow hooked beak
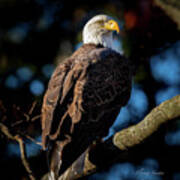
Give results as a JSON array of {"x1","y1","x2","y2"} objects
[{"x1": 104, "y1": 19, "x2": 120, "y2": 33}]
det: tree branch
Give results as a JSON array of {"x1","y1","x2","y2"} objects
[
  {"x1": 0, "y1": 123, "x2": 36, "y2": 180},
  {"x1": 57, "y1": 95, "x2": 180, "y2": 180},
  {"x1": 16, "y1": 135, "x2": 36, "y2": 180},
  {"x1": 154, "y1": 0, "x2": 180, "y2": 29}
]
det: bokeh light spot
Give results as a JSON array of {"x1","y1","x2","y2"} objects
[
  {"x1": 16, "y1": 67, "x2": 33, "y2": 82},
  {"x1": 36, "y1": 3, "x2": 59, "y2": 30},
  {"x1": 165, "y1": 130, "x2": 180, "y2": 146},
  {"x1": 113, "y1": 107, "x2": 130, "y2": 130},
  {"x1": 7, "y1": 23, "x2": 30, "y2": 43},
  {"x1": 155, "y1": 87, "x2": 180, "y2": 105},
  {"x1": 150, "y1": 42, "x2": 180, "y2": 86},
  {"x1": 5, "y1": 75, "x2": 19, "y2": 89},
  {"x1": 142, "y1": 158, "x2": 159, "y2": 171},
  {"x1": 104, "y1": 107, "x2": 130, "y2": 140},
  {"x1": 111, "y1": 36, "x2": 124, "y2": 54},
  {"x1": 42, "y1": 64, "x2": 54, "y2": 78},
  {"x1": 128, "y1": 85, "x2": 148, "y2": 120},
  {"x1": 91, "y1": 163, "x2": 136, "y2": 180},
  {"x1": 30, "y1": 80, "x2": 44, "y2": 96},
  {"x1": 173, "y1": 173, "x2": 180, "y2": 180},
  {"x1": 74, "y1": 42, "x2": 83, "y2": 51},
  {"x1": 6, "y1": 136, "x2": 42, "y2": 158},
  {"x1": 6, "y1": 143, "x2": 20, "y2": 157}
]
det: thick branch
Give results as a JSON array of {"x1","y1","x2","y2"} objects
[
  {"x1": 58, "y1": 95, "x2": 180, "y2": 180},
  {"x1": 113, "y1": 94, "x2": 180, "y2": 149}
]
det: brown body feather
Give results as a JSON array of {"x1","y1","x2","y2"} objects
[{"x1": 41, "y1": 44, "x2": 132, "y2": 177}]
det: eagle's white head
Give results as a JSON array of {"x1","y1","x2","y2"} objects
[{"x1": 83, "y1": 14, "x2": 120, "y2": 51}]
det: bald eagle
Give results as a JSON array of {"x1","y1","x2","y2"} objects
[{"x1": 42, "y1": 14, "x2": 132, "y2": 180}]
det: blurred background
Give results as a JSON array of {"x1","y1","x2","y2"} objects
[{"x1": 0, "y1": 0, "x2": 180, "y2": 179}]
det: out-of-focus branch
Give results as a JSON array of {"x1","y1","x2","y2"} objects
[
  {"x1": 25, "y1": 135, "x2": 42, "y2": 146},
  {"x1": 0, "y1": 122, "x2": 16, "y2": 140},
  {"x1": 154, "y1": 0, "x2": 180, "y2": 29},
  {"x1": 0, "y1": 123, "x2": 36, "y2": 180},
  {"x1": 0, "y1": 100, "x2": 42, "y2": 179},
  {"x1": 58, "y1": 95, "x2": 180, "y2": 180}
]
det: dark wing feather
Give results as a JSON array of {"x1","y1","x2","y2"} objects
[
  {"x1": 41, "y1": 59, "x2": 73, "y2": 149},
  {"x1": 41, "y1": 44, "x2": 132, "y2": 176},
  {"x1": 41, "y1": 44, "x2": 97, "y2": 149}
]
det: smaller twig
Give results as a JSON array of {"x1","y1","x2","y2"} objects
[
  {"x1": 0, "y1": 122, "x2": 15, "y2": 140},
  {"x1": 0, "y1": 100, "x2": 6, "y2": 113},
  {"x1": 28, "y1": 101, "x2": 37, "y2": 115},
  {"x1": 15, "y1": 135, "x2": 36, "y2": 180},
  {"x1": 0, "y1": 122, "x2": 36, "y2": 180},
  {"x1": 25, "y1": 135, "x2": 42, "y2": 146},
  {"x1": 1, "y1": 115, "x2": 7, "y2": 122},
  {"x1": 31, "y1": 114, "x2": 41, "y2": 122},
  {"x1": 13, "y1": 104, "x2": 20, "y2": 111},
  {"x1": 24, "y1": 113, "x2": 30, "y2": 122},
  {"x1": 13, "y1": 104, "x2": 30, "y2": 121},
  {"x1": 11, "y1": 120, "x2": 24, "y2": 127},
  {"x1": 11, "y1": 114, "x2": 41, "y2": 127}
]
